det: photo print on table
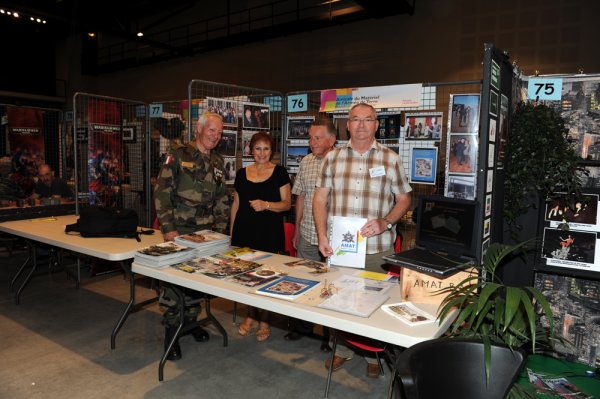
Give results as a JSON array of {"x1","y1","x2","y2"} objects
[
  {"x1": 206, "y1": 96, "x2": 238, "y2": 127},
  {"x1": 217, "y1": 129, "x2": 237, "y2": 157},
  {"x1": 409, "y1": 147, "x2": 438, "y2": 185},
  {"x1": 287, "y1": 116, "x2": 314, "y2": 139},
  {"x1": 242, "y1": 102, "x2": 270, "y2": 129},
  {"x1": 404, "y1": 112, "x2": 443, "y2": 140},
  {"x1": 445, "y1": 174, "x2": 475, "y2": 200},
  {"x1": 448, "y1": 133, "x2": 478, "y2": 174},
  {"x1": 450, "y1": 94, "x2": 480, "y2": 134}
]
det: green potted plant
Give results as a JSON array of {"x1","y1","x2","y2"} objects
[
  {"x1": 504, "y1": 101, "x2": 586, "y2": 239},
  {"x1": 437, "y1": 241, "x2": 562, "y2": 397}
]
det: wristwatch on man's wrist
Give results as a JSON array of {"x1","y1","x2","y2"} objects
[{"x1": 383, "y1": 217, "x2": 393, "y2": 231}]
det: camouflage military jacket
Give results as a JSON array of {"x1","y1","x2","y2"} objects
[{"x1": 154, "y1": 142, "x2": 230, "y2": 234}]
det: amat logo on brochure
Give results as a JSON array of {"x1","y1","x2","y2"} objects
[{"x1": 329, "y1": 216, "x2": 367, "y2": 269}]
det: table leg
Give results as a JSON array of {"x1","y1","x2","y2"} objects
[
  {"x1": 111, "y1": 260, "x2": 159, "y2": 349},
  {"x1": 13, "y1": 241, "x2": 38, "y2": 305},
  {"x1": 111, "y1": 260, "x2": 136, "y2": 349},
  {"x1": 9, "y1": 253, "x2": 31, "y2": 293}
]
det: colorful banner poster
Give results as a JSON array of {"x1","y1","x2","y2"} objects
[
  {"x1": 87, "y1": 100, "x2": 122, "y2": 206},
  {"x1": 7, "y1": 106, "x2": 45, "y2": 195},
  {"x1": 319, "y1": 84, "x2": 423, "y2": 112}
]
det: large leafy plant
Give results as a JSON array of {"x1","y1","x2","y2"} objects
[
  {"x1": 504, "y1": 102, "x2": 585, "y2": 238},
  {"x1": 437, "y1": 241, "x2": 562, "y2": 396}
]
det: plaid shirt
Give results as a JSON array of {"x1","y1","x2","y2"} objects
[
  {"x1": 316, "y1": 140, "x2": 412, "y2": 254},
  {"x1": 291, "y1": 153, "x2": 323, "y2": 246}
]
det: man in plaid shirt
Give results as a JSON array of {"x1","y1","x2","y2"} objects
[{"x1": 313, "y1": 102, "x2": 412, "y2": 378}]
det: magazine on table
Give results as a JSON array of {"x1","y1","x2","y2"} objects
[
  {"x1": 380, "y1": 302, "x2": 437, "y2": 326},
  {"x1": 174, "y1": 230, "x2": 229, "y2": 247},
  {"x1": 254, "y1": 275, "x2": 321, "y2": 301},
  {"x1": 328, "y1": 216, "x2": 367, "y2": 268},
  {"x1": 284, "y1": 258, "x2": 329, "y2": 274},
  {"x1": 174, "y1": 230, "x2": 230, "y2": 256},
  {"x1": 172, "y1": 255, "x2": 262, "y2": 279},
  {"x1": 316, "y1": 275, "x2": 392, "y2": 317},
  {"x1": 134, "y1": 242, "x2": 196, "y2": 267},
  {"x1": 229, "y1": 268, "x2": 285, "y2": 287},
  {"x1": 221, "y1": 246, "x2": 272, "y2": 261}
]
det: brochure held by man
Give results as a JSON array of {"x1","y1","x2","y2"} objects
[{"x1": 328, "y1": 216, "x2": 367, "y2": 268}]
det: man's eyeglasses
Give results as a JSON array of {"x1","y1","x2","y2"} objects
[{"x1": 349, "y1": 118, "x2": 376, "y2": 124}]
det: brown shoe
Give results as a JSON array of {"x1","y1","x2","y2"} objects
[
  {"x1": 325, "y1": 355, "x2": 350, "y2": 371},
  {"x1": 366, "y1": 363, "x2": 381, "y2": 378}
]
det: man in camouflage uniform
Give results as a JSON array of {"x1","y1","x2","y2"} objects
[{"x1": 154, "y1": 111, "x2": 230, "y2": 361}]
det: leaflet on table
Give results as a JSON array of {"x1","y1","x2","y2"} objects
[
  {"x1": 228, "y1": 269, "x2": 286, "y2": 287},
  {"x1": 328, "y1": 216, "x2": 367, "y2": 268},
  {"x1": 284, "y1": 258, "x2": 329, "y2": 274},
  {"x1": 254, "y1": 276, "x2": 321, "y2": 301},
  {"x1": 171, "y1": 255, "x2": 262, "y2": 279},
  {"x1": 354, "y1": 270, "x2": 396, "y2": 282},
  {"x1": 380, "y1": 302, "x2": 437, "y2": 326},
  {"x1": 174, "y1": 229, "x2": 230, "y2": 248},
  {"x1": 318, "y1": 286, "x2": 389, "y2": 318},
  {"x1": 331, "y1": 275, "x2": 395, "y2": 294},
  {"x1": 221, "y1": 246, "x2": 272, "y2": 261}
]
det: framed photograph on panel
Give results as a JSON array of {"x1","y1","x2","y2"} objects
[
  {"x1": 445, "y1": 174, "x2": 475, "y2": 200},
  {"x1": 287, "y1": 116, "x2": 314, "y2": 139},
  {"x1": 287, "y1": 145, "x2": 310, "y2": 168},
  {"x1": 409, "y1": 147, "x2": 438, "y2": 185},
  {"x1": 241, "y1": 130, "x2": 255, "y2": 156},
  {"x1": 545, "y1": 193, "x2": 599, "y2": 230},
  {"x1": 448, "y1": 133, "x2": 478, "y2": 174},
  {"x1": 497, "y1": 94, "x2": 509, "y2": 168},
  {"x1": 483, "y1": 218, "x2": 491, "y2": 238},
  {"x1": 488, "y1": 143, "x2": 495, "y2": 168},
  {"x1": 542, "y1": 228, "x2": 597, "y2": 270},
  {"x1": 217, "y1": 130, "x2": 237, "y2": 157},
  {"x1": 486, "y1": 170, "x2": 494, "y2": 193},
  {"x1": 489, "y1": 91, "x2": 498, "y2": 117},
  {"x1": 206, "y1": 96, "x2": 237, "y2": 127},
  {"x1": 579, "y1": 166, "x2": 600, "y2": 189},
  {"x1": 122, "y1": 126, "x2": 136, "y2": 142},
  {"x1": 489, "y1": 117, "x2": 496, "y2": 142},
  {"x1": 450, "y1": 94, "x2": 480, "y2": 134},
  {"x1": 482, "y1": 238, "x2": 490, "y2": 257},
  {"x1": 223, "y1": 156, "x2": 236, "y2": 185},
  {"x1": 485, "y1": 194, "x2": 492, "y2": 217},
  {"x1": 242, "y1": 102, "x2": 270, "y2": 129},
  {"x1": 404, "y1": 112, "x2": 443, "y2": 140}
]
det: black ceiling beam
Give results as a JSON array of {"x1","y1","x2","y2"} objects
[{"x1": 353, "y1": 0, "x2": 415, "y2": 17}]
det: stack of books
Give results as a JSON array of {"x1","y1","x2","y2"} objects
[
  {"x1": 134, "y1": 242, "x2": 196, "y2": 268},
  {"x1": 174, "y1": 230, "x2": 231, "y2": 257}
]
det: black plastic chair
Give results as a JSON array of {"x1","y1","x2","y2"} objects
[{"x1": 396, "y1": 338, "x2": 527, "y2": 399}]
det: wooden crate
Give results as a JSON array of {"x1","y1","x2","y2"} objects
[{"x1": 400, "y1": 267, "x2": 478, "y2": 306}]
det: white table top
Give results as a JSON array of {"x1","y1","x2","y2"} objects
[
  {"x1": 133, "y1": 254, "x2": 455, "y2": 348},
  {"x1": 0, "y1": 215, "x2": 164, "y2": 261}
]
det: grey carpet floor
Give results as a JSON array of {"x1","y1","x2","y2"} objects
[{"x1": 0, "y1": 247, "x2": 396, "y2": 399}]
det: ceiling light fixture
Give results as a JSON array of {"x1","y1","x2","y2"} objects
[
  {"x1": 12, "y1": 12, "x2": 19, "y2": 18},
  {"x1": 137, "y1": 32, "x2": 144, "y2": 37}
]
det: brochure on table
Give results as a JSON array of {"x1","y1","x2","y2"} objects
[{"x1": 328, "y1": 216, "x2": 367, "y2": 268}]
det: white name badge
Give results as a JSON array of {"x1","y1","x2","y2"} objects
[{"x1": 369, "y1": 166, "x2": 385, "y2": 178}]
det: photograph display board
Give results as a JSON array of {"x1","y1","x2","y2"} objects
[
  {"x1": 404, "y1": 112, "x2": 442, "y2": 140},
  {"x1": 409, "y1": 147, "x2": 438, "y2": 185}
]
